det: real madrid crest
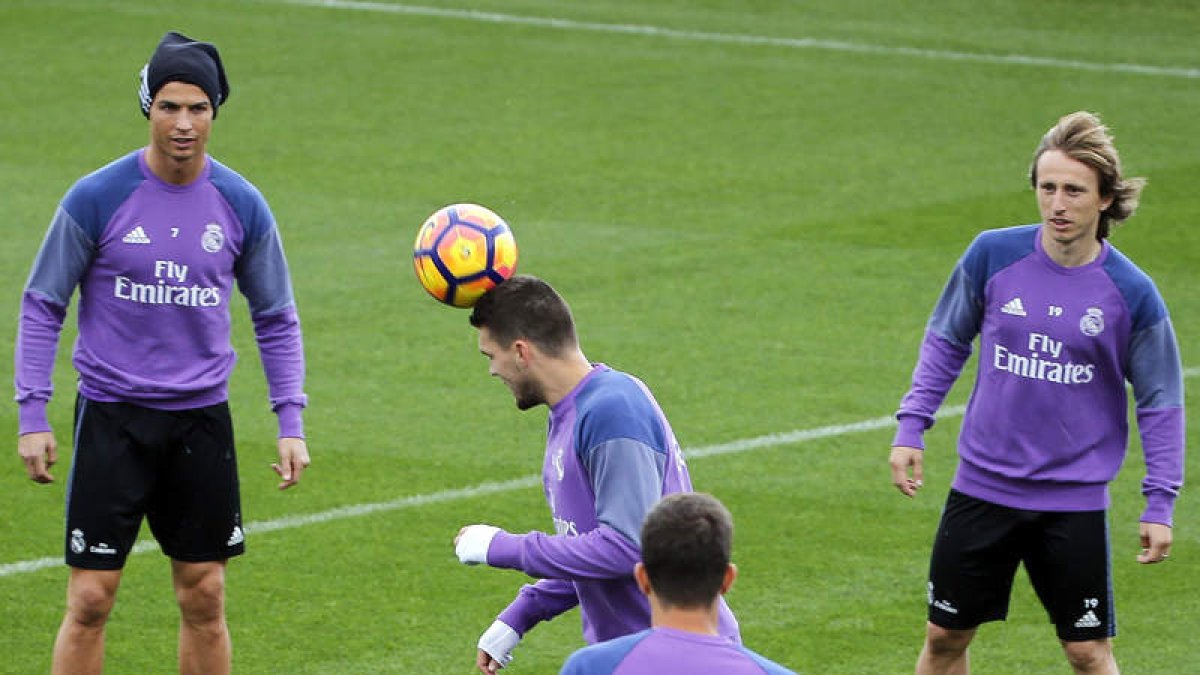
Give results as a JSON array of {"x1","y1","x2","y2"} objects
[
  {"x1": 201, "y1": 223, "x2": 225, "y2": 253},
  {"x1": 1079, "y1": 307, "x2": 1105, "y2": 336}
]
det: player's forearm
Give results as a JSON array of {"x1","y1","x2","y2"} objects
[
  {"x1": 1137, "y1": 406, "x2": 1185, "y2": 526},
  {"x1": 487, "y1": 527, "x2": 640, "y2": 580},
  {"x1": 15, "y1": 292, "x2": 69, "y2": 434}
]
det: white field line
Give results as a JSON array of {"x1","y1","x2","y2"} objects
[
  {"x1": 0, "y1": 405, "x2": 952, "y2": 578},
  {"x1": 7, "y1": 363, "x2": 1198, "y2": 579},
  {"x1": 275, "y1": 0, "x2": 1200, "y2": 80}
]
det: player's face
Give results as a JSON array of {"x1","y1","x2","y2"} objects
[
  {"x1": 1035, "y1": 150, "x2": 1113, "y2": 251},
  {"x1": 148, "y1": 81, "x2": 212, "y2": 168},
  {"x1": 478, "y1": 328, "x2": 546, "y2": 410}
]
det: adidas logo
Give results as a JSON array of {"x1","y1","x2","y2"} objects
[
  {"x1": 1074, "y1": 610, "x2": 1101, "y2": 628},
  {"x1": 122, "y1": 226, "x2": 151, "y2": 244},
  {"x1": 1000, "y1": 297, "x2": 1027, "y2": 317},
  {"x1": 227, "y1": 526, "x2": 244, "y2": 547}
]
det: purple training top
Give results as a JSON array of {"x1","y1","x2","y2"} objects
[
  {"x1": 485, "y1": 365, "x2": 740, "y2": 644},
  {"x1": 15, "y1": 149, "x2": 306, "y2": 437},
  {"x1": 894, "y1": 224, "x2": 1184, "y2": 524},
  {"x1": 559, "y1": 627, "x2": 795, "y2": 675}
]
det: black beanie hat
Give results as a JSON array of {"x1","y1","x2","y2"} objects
[{"x1": 138, "y1": 31, "x2": 229, "y2": 118}]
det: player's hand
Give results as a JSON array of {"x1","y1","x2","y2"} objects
[
  {"x1": 272, "y1": 437, "x2": 310, "y2": 490},
  {"x1": 889, "y1": 445, "x2": 924, "y2": 497},
  {"x1": 1137, "y1": 521, "x2": 1172, "y2": 564},
  {"x1": 18, "y1": 431, "x2": 58, "y2": 484},
  {"x1": 455, "y1": 525, "x2": 501, "y2": 565},
  {"x1": 475, "y1": 620, "x2": 519, "y2": 672}
]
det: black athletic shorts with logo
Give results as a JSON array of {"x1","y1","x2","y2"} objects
[
  {"x1": 65, "y1": 395, "x2": 245, "y2": 569},
  {"x1": 926, "y1": 489, "x2": 1115, "y2": 642}
]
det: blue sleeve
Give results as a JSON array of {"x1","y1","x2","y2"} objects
[
  {"x1": 210, "y1": 160, "x2": 296, "y2": 315},
  {"x1": 559, "y1": 632, "x2": 648, "y2": 674},
  {"x1": 739, "y1": 646, "x2": 799, "y2": 674},
  {"x1": 583, "y1": 438, "x2": 667, "y2": 544}
]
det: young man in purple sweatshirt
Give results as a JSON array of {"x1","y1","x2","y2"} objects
[
  {"x1": 889, "y1": 111, "x2": 1184, "y2": 674},
  {"x1": 560, "y1": 492, "x2": 793, "y2": 675},
  {"x1": 14, "y1": 32, "x2": 309, "y2": 674},
  {"x1": 454, "y1": 275, "x2": 739, "y2": 672}
]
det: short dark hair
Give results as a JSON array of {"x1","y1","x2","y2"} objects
[
  {"x1": 640, "y1": 492, "x2": 733, "y2": 609},
  {"x1": 1029, "y1": 111, "x2": 1146, "y2": 240},
  {"x1": 468, "y1": 275, "x2": 578, "y2": 356}
]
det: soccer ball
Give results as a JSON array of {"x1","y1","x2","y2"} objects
[{"x1": 412, "y1": 203, "x2": 518, "y2": 308}]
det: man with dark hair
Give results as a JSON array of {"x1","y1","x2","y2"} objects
[
  {"x1": 888, "y1": 111, "x2": 1184, "y2": 674},
  {"x1": 560, "y1": 492, "x2": 795, "y2": 674},
  {"x1": 15, "y1": 31, "x2": 309, "y2": 674},
  {"x1": 453, "y1": 275, "x2": 739, "y2": 672}
]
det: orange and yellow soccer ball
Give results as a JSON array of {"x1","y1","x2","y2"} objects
[{"x1": 413, "y1": 203, "x2": 518, "y2": 308}]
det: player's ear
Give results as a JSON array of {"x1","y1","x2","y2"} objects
[
  {"x1": 633, "y1": 562, "x2": 653, "y2": 595},
  {"x1": 719, "y1": 563, "x2": 737, "y2": 595},
  {"x1": 513, "y1": 339, "x2": 535, "y2": 367}
]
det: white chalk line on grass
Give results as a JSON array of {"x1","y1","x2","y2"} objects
[
  {"x1": 0, "y1": 406, "x2": 956, "y2": 578},
  {"x1": 5, "y1": 367, "x2": 1196, "y2": 577},
  {"x1": 275, "y1": 0, "x2": 1200, "y2": 80}
]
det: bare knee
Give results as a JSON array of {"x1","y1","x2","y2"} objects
[
  {"x1": 1062, "y1": 639, "x2": 1115, "y2": 673},
  {"x1": 926, "y1": 622, "x2": 975, "y2": 657},
  {"x1": 65, "y1": 570, "x2": 121, "y2": 629},
  {"x1": 173, "y1": 562, "x2": 227, "y2": 627}
]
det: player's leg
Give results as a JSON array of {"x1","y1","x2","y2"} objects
[
  {"x1": 1025, "y1": 510, "x2": 1118, "y2": 674},
  {"x1": 917, "y1": 624, "x2": 975, "y2": 675},
  {"x1": 149, "y1": 403, "x2": 242, "y2": 675},
  {"x1": 917, "y1": 490, "x2": 1026, "y2": 675},
  {"x1": 172, "y1": 559, "x2": 231, "y2": 675},
  {"x1": 54, "y1": 397, "x2": 152, "y2": 673},
  {"x1": 52, "y1": 568, "x2": 123, "y2": 675}
]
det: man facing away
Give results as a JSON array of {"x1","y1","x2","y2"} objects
[
  {"x1": 889, "y1": 111, "x2": 1184, "y2": 674},
  {"x1": 560, "y1": 492, "x2": 795, "y2": 675},
  {"x1": 15, "y1": 31, "x2": 310, "y2": 674},
  {"x1": 452, "y1": 275, "x2": 739, "y2": 672}
]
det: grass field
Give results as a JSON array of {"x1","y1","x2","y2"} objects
[{"x1": 2, "y1": 0, "x2": 1199, "y2": 672}]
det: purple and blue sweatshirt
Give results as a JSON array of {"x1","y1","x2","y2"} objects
[
  {"x1": 15, "y1": 149, "x2": 306, "y2": 436},
  {"x1": 485, "y1": 364, "x2": 740, "y2": 645},
  {"x1": 560, "y1": 627, "x2": 794, "y2": 675},
  {"x1": 894, "y1": 224, "x2": 1184, "y2": 524}
]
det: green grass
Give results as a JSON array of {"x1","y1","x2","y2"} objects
[{"x1": 2, "y1": 0, "x2": 1199, "y2": 672}]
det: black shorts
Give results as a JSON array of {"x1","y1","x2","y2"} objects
[
  {"x1": 65, "y1": 395, "x2": 245, "y2": 569},
  {"x1": 926, "y1": 489, "x2": 1115, "y2": 641}
]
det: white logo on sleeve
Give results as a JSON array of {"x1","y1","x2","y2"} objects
[
  {"x1": 1000, "y1": 297, "x2": 1027, "y2": 316},
  {"x1": 122, "y1": 225, "x2": 152, "y2": 244},
  {"x1": 227, "y1": 526, "x2": 244, "y2": 547}
]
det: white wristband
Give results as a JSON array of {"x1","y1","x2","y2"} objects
[
  {"x1": 478, "y1": 620, "x2": 520, "y2": 669},
  {"x1": 456, "y1": 524, "x2": 501, "y2": 565}
]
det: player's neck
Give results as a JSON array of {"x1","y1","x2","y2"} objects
[
  {"x1": 651, "y1": 604, "x2": 722, "y2": 636},
  {"x1": 145, "y1": 148, "x2": 206, "y2": 185},
  {"x1": 542, "y1": 352, "x2": 595, "y2": 407}
]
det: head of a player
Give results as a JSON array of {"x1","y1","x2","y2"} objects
[
  {"x1": 1029, "y1": 111, "x2": 1146, "y2": 241},
  {"x1": 635, "y1": 492, "x2": 737, "y2": 614},
  {"x1": 470, "y1": 275, "x2": 580, "y2": 410},
  {"x1": 138, "y1": 32, "x2": 229, "y2": 173}
]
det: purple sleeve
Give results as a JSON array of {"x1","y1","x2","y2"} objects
[
  {"x1": 496, "y1": 578, "x2": 579, "y2": 636},
  {"x1": 487, "y1": 526, "x2": 641, "y2": 580},
  {"x1": 237, "y1": 221, "x2": 307, "y2": 439},
  {"x1": 1137, "y1": 408, "x2": 1185, "y2": 526},
  {"x1": 1126, "y1": 316, "x2": 1185, "y2": 525},
  {"x1": 892, "y1": 330, "x2": 972, "y2": 448},
  {"x1": 251, "y1": 306, "x2": 307, "y2": 438},
  {"x1": 14, "y1": 292, "x2": 69, "y2": 434}
]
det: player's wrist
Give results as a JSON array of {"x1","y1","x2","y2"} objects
[
  {"x1": 456, "y1": 525, "x2": 502, "y2": 565},
  {"x1": 478, "y1": 620, "x2": 520, "y2": 668}
]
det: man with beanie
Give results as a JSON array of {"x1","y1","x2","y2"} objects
[{"x1": 15, "y1": 31, "x2": 310, "y2": 674}]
